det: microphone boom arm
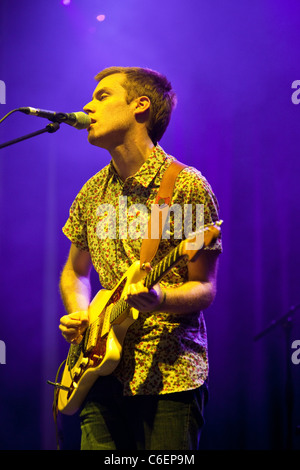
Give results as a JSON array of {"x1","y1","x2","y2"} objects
[{"x1": 0, "y1": 122, "x2": 60, "y2": 150}]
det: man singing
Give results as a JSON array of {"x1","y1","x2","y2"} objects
[{"x1": 59, "y1": 66, "x2": 222, "y2": 450}]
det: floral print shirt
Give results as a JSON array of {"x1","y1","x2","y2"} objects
[{"x1": 62, "y1": 145, "x2": 222, "y2": 396}]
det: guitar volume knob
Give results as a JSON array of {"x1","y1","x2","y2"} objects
[
  {"x1": 80, "y1": 357, "x2": 89, "y2": 367},
  {"x1": 73, "y1": 367, "x2": 81, "y2": 377}
]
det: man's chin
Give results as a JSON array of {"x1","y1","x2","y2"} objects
[
  {"x1": 87, "y1": 132, "x2": 99, "y2": 146},
  {"x1": 87, "y1": 133, "x2": 107, "y2": 150}
]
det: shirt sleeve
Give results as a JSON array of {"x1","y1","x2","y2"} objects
[
  {"x1": 62, "y1": 182, "x2": 90, "y2": 251},
  {"x1": 174, "y1": 166, "x2": 223, "y2": 252}
]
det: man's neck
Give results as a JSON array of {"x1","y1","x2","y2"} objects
[{"x1": 110, "y1": 138, "x2": 154, "y2": 181}]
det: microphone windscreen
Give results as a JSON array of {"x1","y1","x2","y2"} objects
[{"x1": 73, "y1": 112, "x2": 91, "y2": 129}]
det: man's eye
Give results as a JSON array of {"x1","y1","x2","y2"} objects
[{"x1": 99, "y1": 94, "x2": 108, "y2": 101}]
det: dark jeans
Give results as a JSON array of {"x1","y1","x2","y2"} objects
[{"x1": 79, "y1": 375, "x2": 208, "y2": 450}]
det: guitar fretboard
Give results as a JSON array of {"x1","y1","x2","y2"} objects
[
  {"x1": 109, "y1": 240, "x2": 186, "y2": 324},
  {"x1": 143, "y1": 242, "x2": 185, "y2": 289},
  {"x1": 110, "y1": 298, "x2": 128, "y2": 324}
]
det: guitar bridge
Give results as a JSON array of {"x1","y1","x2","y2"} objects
[{"x1": 67, "y1": 341, "x2": 83, "y2": 369}]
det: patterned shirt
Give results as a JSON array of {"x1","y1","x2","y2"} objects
[{"x1": 62, "y1": 145, "x2": 222, "y2": 396}]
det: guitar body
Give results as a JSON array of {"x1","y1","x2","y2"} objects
[
  {"x1": 55, "y1": 221, "x2": 222, "y2": 416},
  {"x1": 57, "y1": 261, "x2": 144, "y2": 415}
]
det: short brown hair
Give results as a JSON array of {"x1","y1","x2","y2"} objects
[{"x1": 95, "y1": 66, "x2": 177, "y2": 144}]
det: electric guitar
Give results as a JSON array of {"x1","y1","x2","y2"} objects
[{"x1": 55, "y1": 221, "x2": 222, "y2": 415}]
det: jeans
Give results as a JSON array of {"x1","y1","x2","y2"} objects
[{"x1": 79, "y1": 375, "x2": 208, "y2": 450}]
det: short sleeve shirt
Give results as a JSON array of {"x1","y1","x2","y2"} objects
[{"x1": 62, "y1": 145, "x2": 222, "y2": 395}]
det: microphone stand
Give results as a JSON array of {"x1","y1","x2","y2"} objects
[
  {"x1": 254, "y1": 303, "x2": 300, "y2": 450},
  {"x1": 0, "y1": 121, "x2": 60, "y2": 149}
]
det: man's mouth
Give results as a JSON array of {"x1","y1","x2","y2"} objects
[{"x1": 87, "y1": 118, "x2": 97, "y2": 131}]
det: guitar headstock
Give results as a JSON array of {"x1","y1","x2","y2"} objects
[{"x1": 181, "y1": 220, "x2": 223, "y2": 262}]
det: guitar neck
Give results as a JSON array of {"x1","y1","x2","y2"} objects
[
  {"x1": 109, "y1": 241, "x2": 186, "y2": 325},
  {"x1": 143, "y1": 242, "x2": 186, "y2": 290},
  {"x1": 141, "y1": 220, "x2": 222, "y2": 290},
  {"x1": 108, "y1": 221, "x2": 222, "y2": 325}
]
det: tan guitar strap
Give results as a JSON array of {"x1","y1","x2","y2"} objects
[{"x1": 140, "y1": 160, "x2": 187, "y2": 268}]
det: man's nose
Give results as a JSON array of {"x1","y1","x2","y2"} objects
[{"x1": 83, "y1": 101, "x2": 94, "y2": 113}]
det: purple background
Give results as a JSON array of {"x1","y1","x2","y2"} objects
[{"x1": 0, "y1": 0, "x2": 300, "y2": 450}]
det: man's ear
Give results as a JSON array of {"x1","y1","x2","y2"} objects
[{"x1": 134, "y1": 96, "x2": 151, "y2": 118}]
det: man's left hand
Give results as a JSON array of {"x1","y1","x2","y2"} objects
[{"x1": 124, "y1": 280, "x2": 164, "y2": 312}]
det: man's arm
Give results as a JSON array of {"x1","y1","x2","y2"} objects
[
  {"x1": 124, "y1": 250, "x2": 219, "y2": 314},
  {"x1": 59, "y1": 243, "x2": 93, "y2": 343}
]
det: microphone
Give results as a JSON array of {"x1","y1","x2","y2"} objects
[{"x1": 19, "y1": 107, "x2": 91, "y2": 130}]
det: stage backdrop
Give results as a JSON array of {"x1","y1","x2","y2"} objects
[{"x1": 0, "y1": 0, "x2": 300, "y2": 450}]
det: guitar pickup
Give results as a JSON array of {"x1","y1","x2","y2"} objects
[{"x1": 85, "y1": 317, "x2": 101, "y2": 353}]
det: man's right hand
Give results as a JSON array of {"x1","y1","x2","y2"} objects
[{"x1": 59, "y1": 310, "x2": 89, "y2": 344}]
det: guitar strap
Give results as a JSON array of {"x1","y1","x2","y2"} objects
[{"x1": 140, "y1": 160, "x2": 187, "y2": 268}]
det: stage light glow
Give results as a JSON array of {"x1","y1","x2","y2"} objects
[
  {"x1": 61, "y1": 0, "x2": 71, "y2": 5},
  {"x1": 96, "y1": 14, "x2": 106, "y2": 22}
]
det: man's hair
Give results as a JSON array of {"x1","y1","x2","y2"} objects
[{"x1": 95, "y1": 66, "x2": 177, "y2": 144}]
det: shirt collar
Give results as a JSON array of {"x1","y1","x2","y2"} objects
[{"x1": 108, "y1": 145, "x2": 170, "y2": 188}]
